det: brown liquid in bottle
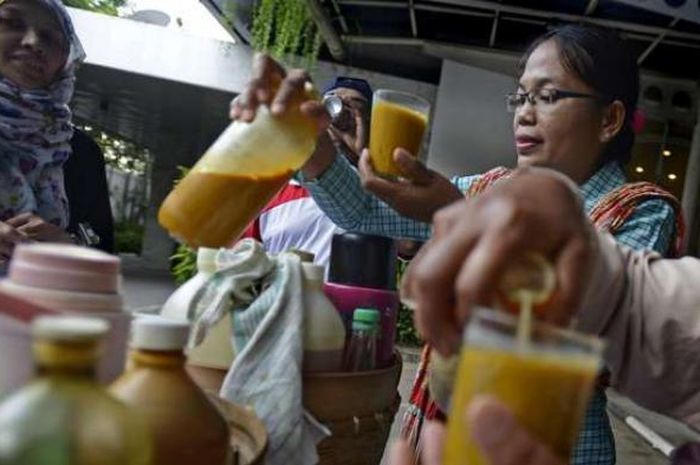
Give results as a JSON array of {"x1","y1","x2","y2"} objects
[
  {"x1": 158, "y1": 170, "x2": 292, "y2": 248},
  {"x1": 111, "y1": 349, "x2": 231, "y2": 465}
]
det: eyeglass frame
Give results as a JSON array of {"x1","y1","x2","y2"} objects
[{"x1": 505, "y1": 88, "x2": 610, "y2": 113}]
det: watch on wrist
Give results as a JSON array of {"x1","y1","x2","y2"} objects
[{"x1": 71, "y1": 222, "x2": 100, "y2": 247}]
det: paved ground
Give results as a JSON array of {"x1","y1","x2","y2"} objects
[
  {"x1": 122, "y1": 270, "x2": 699, "y2": 465},
  {"x1": 123, "y1": 268, "x2": 177, "y2": 313}
]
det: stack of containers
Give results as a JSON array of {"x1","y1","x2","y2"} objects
[
  {"x1": 323, "y1": 232, "x2": 399, "y2": 368},
  {"x1": 0, "y1": 243, "x2": 129, "y2": 389},
  {"x1": 0, "y1": 289, "x2": 59, "y2": 396}
]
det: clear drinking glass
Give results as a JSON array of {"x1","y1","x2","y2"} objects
[
  {"x1": 443, "y1": 308, "x2": 604, "y2": 465},
  {"x1": 369, "y1": 89, "x2": 430, "y2": 178}
]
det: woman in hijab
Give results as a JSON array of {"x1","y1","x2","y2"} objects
[{"x1": 0, "y1": 0, "x2": 86, "y2": 258}]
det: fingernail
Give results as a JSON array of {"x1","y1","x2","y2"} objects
[
  {"x1": 468, "y1": 399, "x2": 514, "y2": 448},
  {"x1": 271, "y1": 103, "x2": 284, "y2": 114}
]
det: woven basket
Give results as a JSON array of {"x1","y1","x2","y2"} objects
[
  {"x1": 303, "y1": 355, "x2": 403, "y2": 465},
  {"x1": 188, "y1": 354, "x2": 403, "y2": 465}
]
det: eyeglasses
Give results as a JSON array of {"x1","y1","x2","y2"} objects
[{"x1": 505, "y1": 88, "x2": 602, "y2": 113}]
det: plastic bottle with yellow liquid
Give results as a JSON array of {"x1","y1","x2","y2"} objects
[
  {"x1": 110, "y1": 316, "x2": 231, "y2": 465},
  {"x1": 0, "y1": 316, "x2": 152, "y2": 465},
  {"x1": 158, "y1": 82, "x2": 321, "y2": 248}
]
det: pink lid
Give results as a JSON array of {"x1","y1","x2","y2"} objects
[
  {"x1": 0, "y1": 287, "x2": 60, "y2": 323},
  {"x1": 9, "y1": 244, "x2": 121, "y2": 294}
]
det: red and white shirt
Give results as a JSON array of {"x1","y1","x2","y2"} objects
[{"x1": 241, "y1": 180, "x2": 343, "y2": 269}]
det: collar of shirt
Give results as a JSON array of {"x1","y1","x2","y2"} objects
[{"x1": 579, "y1": 162, "x2": 628, "y2": 214}]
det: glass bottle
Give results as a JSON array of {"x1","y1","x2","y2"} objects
[{"x1": 0, "y1": 316, "x2": 152, "y2": 465}]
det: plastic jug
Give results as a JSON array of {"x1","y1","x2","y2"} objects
[
  {"x1": 302, "y1": 262, "x2": 346, "y2": 372},
  {"x1": 158, "y1": 83, "x2": 320, "y2": 248},
  {"x1": 110, "y1": 316, "x2": 230, "y2": 465},
  {"x1": 160, "y1": 248, "x2": 235, "y2": 369},
  {"x1": 0, "y1": 316, "x2": 152, "y2": 465},
  {"x1": 0, "y1": 243, "x2": 130, "y2": 385}
]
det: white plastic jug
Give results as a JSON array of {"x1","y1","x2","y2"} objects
[
  {"x1": 161, "y1": 248, "x2": 235, "y2": 369},
  {"x1": 302, "y1": 262, "x2": 346, "y2": 372}
]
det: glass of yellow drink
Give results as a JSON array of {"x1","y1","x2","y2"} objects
[
  {"x1": 369, "y1": 89, "x2": 430, "y2": 178},
  {"x1": 444, "y1": 308, "x2": 604, "y2": 465}
]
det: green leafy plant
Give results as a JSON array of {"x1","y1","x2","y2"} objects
[
  {"x1": 168, "y1": 166, "x2": 198, "y2": 285},
  {"x1": 62, "y1": 0, "x2": 126, "y2": 16},
  {"x1": 171, "y1": 243, "x2": 198, "y2": 285},
  {"x1": 395, "y1": 259, "x2": 423, "y2": 347},
  {"x1": 249, "y1": 0, "x2": 323, "y2": 67},
  {"x1": 114, "y1": 221, "x2": 144, "y2": 254}
]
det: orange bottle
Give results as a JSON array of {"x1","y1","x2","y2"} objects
[
  {"x1": 110, "y1": 316, "x2": 231, "y2": 465},
  {"x1": 158, "y1": 82, "x2": 320, "y2": 248}
]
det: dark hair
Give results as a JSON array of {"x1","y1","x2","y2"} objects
[{"x1": 518, "y1": 24, "x2": 639, "y2": 166}]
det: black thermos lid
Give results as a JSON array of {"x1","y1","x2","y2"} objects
[{"x1": 327, "y1": 232, "x2": 397, "y2": 290}]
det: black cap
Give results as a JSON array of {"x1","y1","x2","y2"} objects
[{"x1": 328, "y1": 232, "x2": 397, "y2": 290}]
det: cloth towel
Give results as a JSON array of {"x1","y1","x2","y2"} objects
[{"x1": 189, "y1": 239, "x2": 330, "y2": 465}]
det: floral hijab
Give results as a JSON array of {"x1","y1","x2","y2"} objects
[{"x1": 0, "y1": 0, "x2": 85, "y2": 229}]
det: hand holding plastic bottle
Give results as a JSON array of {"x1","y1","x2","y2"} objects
[{"x1": 229, "y1": 53, "x2": 337, "y2": 180}]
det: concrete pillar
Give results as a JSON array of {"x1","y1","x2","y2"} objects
[
  {"x1": 139, "y1": 161, "x2": 177, "y2": 271},
  {"x1": 681, "y1": 103, "x2": 700, "y2": 256},
  {"x1": 138, "y1": 133, "x2": 200, "y2": 271}
]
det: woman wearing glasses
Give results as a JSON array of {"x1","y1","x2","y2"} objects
[{"x1": 232, "y1": 24, "x2": 683, "y2": 465}]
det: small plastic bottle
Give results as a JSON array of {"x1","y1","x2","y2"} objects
[
  {"x1": 158, "y1": 82, "x2": 320, "y2": 248},
  {"x1": 343, "y1": 308, "x2": 381, "y2": 372}
]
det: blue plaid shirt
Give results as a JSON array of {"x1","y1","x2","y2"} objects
[
  {"x1": 304, "y1": 155, "x2": 675, "y2": 254},
  {"x1": 304, "y1": 155, "x2": 677, "y2": 465}
]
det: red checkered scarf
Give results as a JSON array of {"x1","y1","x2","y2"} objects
[{"x1": 400, "y1": 166, "x2": 685, "y2": 453}]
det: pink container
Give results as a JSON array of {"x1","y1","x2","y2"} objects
[
  {"x1": 0, "y1": 244, "x2": 129, "y2": 393},
  {"x1": 324, "y1": 282, "x2": 398, "y2": 368},
  {"x1": 0, "y1": 292, "x2": 60, "y2": 396}
]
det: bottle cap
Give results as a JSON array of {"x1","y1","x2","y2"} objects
[
  {"x1": 131, "y1": 315, "x2": 190, "y2": 351},
  {"x1": 353, "y1": 308, "x2": 381, "y2": 325},
  {"x1": 33, "y1": 316, "x2": 109, "y2": 342}
]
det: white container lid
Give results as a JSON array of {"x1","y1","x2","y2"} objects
[
  {"x1": 33, "y1": 316, "x2": 110, "y2": 341},
  {"x1": 131, "y1": 315, "x2": 190, "y2": 350}
]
